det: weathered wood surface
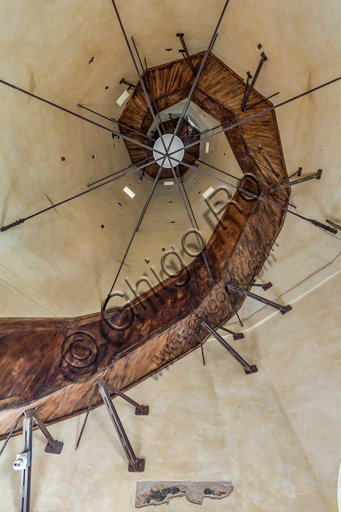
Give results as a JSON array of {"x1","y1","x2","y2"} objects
[{"x1": 0, "y1": 52, "x2": 289, "y2": 439}]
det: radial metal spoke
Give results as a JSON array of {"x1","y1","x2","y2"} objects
[
  {"x1": 170, "y1": 164, "x2": 213, "y2": 280},
  {"x1": 245, "y1": 91, "x2": 280, "y2": 111},
  {"x1": 0, "y1": 159, "x2": 154, "y2": 232},
  {"x1": 178, "y1": 160, "x2": 339, "y2": 235},
  {"x1": 197, "y1": 158, "x2": 242, "y2": 182},
  {"x1": 245, "y1": 140, "x2": 297, "y2": 210},
  {"x1": 103, "y1": 161, "x2": 166, "y2": 310},
  {"x1": 78, "y1": 103, "x2": 153, "y2": 141},
  {"x1": 131, "y1": 37, "x2": 166, "y2": 134},
  {"x1": 224, "y1": 284, "x2": 244, "y2": 328},
  {"x1": 258, "y1": 150, "x2": 297, "y2": 210},
  {"x1": 110, "y1": 0, "x2": 168, "y2": 157},
  {"x1": 269, "y1": 191, "x2": 297, "y2": 209},
  {"x1": 0, "y1": 79, "x2": 167, "y2": 158},
  {"x1": 184, "y1": 127, "x2": 210, "y2": 139},
  {"x1": 167, "y1": 0, "x2": 231, "y2": 149},
  {"x1": 177, "y1": 169, "x2": 199, "y2": 230},
  {"x1": 171, "y1": 75, "x2": 341, "y2": 157},
  {"x1": 88, "y1": 155, "x2": 154, "y2": 187},
  {"x1": 0, "y1": 413, "x2": 24, "y2": 456},
  {"x1": 76, "y1": 384, "x2": 99, "y2": 450}
]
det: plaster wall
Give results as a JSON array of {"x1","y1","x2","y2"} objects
[
  {"x1": 0, "y1": 3, "x2": 340, "y2": 510},
  {"x1": 0, "y1": 0, "x2": 340, "y2": 318},
  {"x1": 0, "y1": 273, "x2": 339, "y2": 511},
  {"x1": 121, "y1": 107, "x2": 242, "y2": 304}
]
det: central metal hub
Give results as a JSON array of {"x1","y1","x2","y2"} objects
[{"x1": 153, "y1": 134, "x2": 185, "y2": 169}]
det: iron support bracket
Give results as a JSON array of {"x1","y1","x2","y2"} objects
[
  {"x1": 76, "y1": 380, "x2": 147, "y2": 472},
  {"x1": 177, "y1": 33, "x2": 196, "y2": 76},
  {"x1": 97, "y1": 381, "x2": 145, "y2": 472},
  {"x1": 226, "y1": 282, "x2": 292, "y2": 315},
  {"x1": 200, "y1": 320, "x2": 257, "y2": 375},
  {"x1": 241, "y1": 51, "x2": 268, "y2": 111},
  {"x1": 119, "y1": 78, "x2": 142, "y2": 91},
  {"x1": 270, "y1": 169, "x2": 323, "y2": 193}
]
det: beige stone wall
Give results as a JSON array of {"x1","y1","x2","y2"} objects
[
  {"x1": 0, "y1": 0, "x2": 340, "y2": 317},
  {"x1": 0, "y1": 273, "x2": 339, "y2": 511},
  {"x1": 0, "y1": 1, "x2": 340, "y2": 510}
]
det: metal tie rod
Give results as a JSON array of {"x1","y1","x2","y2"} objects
[{"x1": 0, "y1": 79, "x2": 166, "y2": 159}]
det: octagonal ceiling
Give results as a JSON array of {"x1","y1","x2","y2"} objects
[
  {"x1": 0, "y1": 0, "x2": 340, "y2": 322},
  {"x1": 0, "y1": 4, "x2": 340, "y2": 511}
]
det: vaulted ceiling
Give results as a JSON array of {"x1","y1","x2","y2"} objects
[
  {"x1": 0, "y1": 0, "x2": 340, "y2": 321},
  {"x1": 0, "y1": 2, "x2": 340, "y2": 511}
]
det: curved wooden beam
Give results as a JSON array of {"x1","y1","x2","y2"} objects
[{"x1": 0, "y1": 53, "x2": 289, "y2": 439}]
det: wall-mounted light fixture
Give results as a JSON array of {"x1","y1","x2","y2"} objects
[
  {"x1": 123, "y1": 186, "x2": 135, "y2": 198},
  {"x1": 116, "y1": 90, "x2": 130, "y2": 106},
  {"x1": 202, "y1": 186, "x2": 214, "y2": 199}
]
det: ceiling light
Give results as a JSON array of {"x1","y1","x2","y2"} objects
[
  {"x1": 202, "y1": 186, "x2": 214, "y2": 199},
  {"x1": 116, "y1": 90, "x2": 130, "y2": 106},
  {"x1": 153, "y1": 134, "x2": 184, "y2": 168},
  {"x1": 205, "y1": 142, "x2": 210, "y2": 153},
  {"x1": 164, "y1": 181, "x2": 174, "y2": 186},
  {"x1": 123, "y1": 186, "x2": 135, "y2": 198}
]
